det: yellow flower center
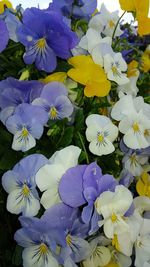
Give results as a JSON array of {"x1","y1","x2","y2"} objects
[
  {"x1": 39, "y1": 243, "x2": 48, "y2": 255},
  {"x1": 66, "y1": 234, "x2": 72, "y2": 246},
  {"x1": 109, "y1": 20, "x2": 115, "y2": 28},
  {"x1": 37, "y1": 38, "x2": 46, "y2": 49},
  {"x1": 132, "y1": 122, "x2": 140, "y2": 132},
  {"x1": 112, "y1": 235, "x2": 120, "y2": 252},
  {"x1": 22, "y1": 184, "x2": 30, "y2": 197},
  {"x1": 98, "y1": 134, "x2": 104, "y2": 143},
  {"x1": 49, "y1": 107, "x2": 58, "y2": 119},
  {"x1": 130, "y1": 154, "x2": 138, "y2": 165},
  {"x1": 111, "y1": 213, "x2": 118, "y2": 223},
  {"x1": 112, "y1": 66, "x2": 118, "y2": 75},
  {"x1": 21, "y1": 127, "x2": 29, "y2": 138}
]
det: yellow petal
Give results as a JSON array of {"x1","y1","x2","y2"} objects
[
  {"x1": 40, "y1": 72, "x2": 67, "y2": 84},
  {"x1": 84, "y1": 80, "x2": 111, "y2": 97},
  {"x1": 136, "y1": 172, "x2": 150, "y2": 197},
  {"x1": 127, "y1": 60, "x2": 139, "y2": 77},
  {"x1": 135, "y1": 0, "x2": 149, "y2": 17},
  {"x1": 138, "y1": 16, "x2": 150, "y2": 36},
  {"x1": 68, "y1": 68, "x2": 90, "y2": 85},
  {"x1": 0, "y1": 0, "x2": 12, "y2": 13},
  {"x1": 119, "y1": 0, "x2": 135, "y2": 11},
  {"x1": 68, "y1": 55, "x2": 92, "y2": 68}
]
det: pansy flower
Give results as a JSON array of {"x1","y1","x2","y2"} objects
[
  {"x1": 35, "y1": 146, "x2": 81, "y2": 209},
  {"x1": 89, "y1": 4, "x2": 123, "y2": 37},
  {"x1": 67, "y1": 55, "x2": 111, "y2": 97},
  {"x1": 17, "y1": 7, "x2": 78, "y2": 72},
  {"x1": 2, "y1": 154, "x2": 48, "y2": 216},
  {"x1": 0, "y1": 18, "x2": 9, "y2": 52},
  {"x1": 85, "y1": 114, "x2": 118, "y2": 156},
  {"x1": 111, "y1": 95, "x2": 150, "y2": 149},
  {"x1": 14, "y1": 216, "x2": 60, "y2": 267},
  {"x1": 32, "y1": 82, "x2": 73, "y2": 121},
  {"x1": 42, "y1": 203, "x2": 91, "y2": 267},
  {"x1": 95, "y1": 185, "x2": 133, "y2": 239},
  {"x1": 5, "y1": 103, "x2": 48, "y2": 152},
  {"x1": 104, "y1": 52, "x2": 129, "y2": 85}
]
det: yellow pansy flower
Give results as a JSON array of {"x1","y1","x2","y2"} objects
[
  {"x1": 141, "y1": 46, "x2": 150, "y2": 72},
  {"x1": 127, "y1": 60, "x2": 139, "y2": 78},
  {"x1": 119, "y1": 0, "x2": 150, "y2": 35},
  {"x1": 0, "y1": 0, "x2": 12, "y2": 13},
  {"x1": 136, "y1": 172, "x2": 150, "y2": 197},
  {"x1": 67, "y1": 55, "x2": 111, "y2": 97},
  {"x1": 40, "y1": 72, "x2": 67, "y2": 84}
]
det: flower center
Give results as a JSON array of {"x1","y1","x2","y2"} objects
[
  {"x1": 109, "y1": 20, "x2": 115, "y2": 28},
  {"x1": 132, "y1": 122, "x2": 140, "y2": 132},
  {"x1": 98, "y1": 134, "x2": 104, "y2": 143},
  {"x1": 104, "y1": 262, "x2": 119, "y2": 267},
  {"x1": 66, "y1": 234, "x2": 72, "y2": 246},
  {"x1": 130, "y1": 154, "x2": 138, "y2": 165},
  {"x1": 111, "y1": 66, "x2": 118, "y2": 75},
  {"x1": 37, "y1": 38, "x2": 46, "y2": 49},
  {"x1": 39, "y1": 243, "x2": 48, "y2": 255},
  {"x1": 144, "y1": 129, "x2": 150, "y2": 137},
  {"x1": 111, "y1": 213, "x2": 118, "y2": 223},
  {"x1": 21, "y1": 127, "x2": 29, "y2": 138},
  {"x1": 22, "y1": 184, "x2": 30, "y2": 197},
  {"x1": 49, "y1": 107, "x2": 58, "y2": 119}
]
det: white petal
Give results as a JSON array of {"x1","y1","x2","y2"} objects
[
  {"x1": 2, "y1": 170, "x2": 18, "y2": 193},
  {"x1": 49, "y1": 145, "x2": 81, "y2": 170},
  {"x1": 6, "y1": 189, "x2": 40, "y2": 216},
  {"x1": 86, "y1": 125, "x2": 101, "y2": 142},
  {"x1": 35, "y1": 164, "x2": 64, "y2": 191},
  {"x1": 119, "y1": 118, "x2": 132, "y2": 134},
  {"x1": 123, "y1": 128, "x2": 149, "y2": 149},
  {"x1": 104, "y1": 54, "x2": 113, "y2": 73},
  {"x1": 40, "y1": 187, "x2": 61, "y2": 209},
  {"x1": 114, "y1": 53, "x2": 127, "y2": 71},
  {"x1": 111, "y1": 95, "x2": 136, "y2": 121},
  {"x1": 86, "y1": 114, "x2": 110, "y2": 127},
  {"x1": 104, "y1": 219, "x2": 115, "y2": 238},
  {"x1": 103, "y1": 123, "x2": 118, "y2": 142},
  {"x1": 23, "y1": 246, "x2": 59, "y2": 267},
  {"x1": 23, "y1": 193, "x2": 40, "y2": 217},
  {"x1": 12, "y1": 131, "x2": 36, "y2": 152},
  {"x1": 93, "y1": 246, "x2": 111, "y2": 266},
  {"x1": 79, "y1": 35, "x2": 88, "y2": 50},
  {"x1": 7, "y1": 189, "x2": 23, "y2": 214},
  {"x1": 89, "y1": 138, "x2": 115, "y2": 156}
]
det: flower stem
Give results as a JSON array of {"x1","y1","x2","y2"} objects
[
  {"x1": 112, "y1": 11, "x2": 126, "y2": 39},
  {"x1": 77, "y1": 132, "x2": 89, "y2": 164}
]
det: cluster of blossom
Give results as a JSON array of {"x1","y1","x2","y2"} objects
[{"x1": 0, "y1": 0, "x2": 150, "y2": 267}]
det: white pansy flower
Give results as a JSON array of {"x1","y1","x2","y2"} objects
[
  {"x1": 95, "y1": 185, "x2": 133, "y2": 239},
  {"x1": 111, "y1": 95, "x2": 150, "y2": 149},
  {"x1": 85, "y1": 114, "x2": 118, "y2": 156},
  {"x1": 35, "y1": 146, "x2": 81, "y2": 209},
  {"x1": 89, "y1": 4, "x2": 123, "y2": 37},
  {"x1": 104, "y1": 53, "x2": 129, "y2": 85},
  {"x1": 123, "y1": 152, "x2": 149, "y2": 176}
]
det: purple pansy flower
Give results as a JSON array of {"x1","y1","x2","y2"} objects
[
  {"x1": 59, "y1": 162, "x2": 118, "y2": 233},
  {"x1": 48, "y1": 0, "x2": 97, "y2": 20},
  {"x1": 0, "y1": 19, "x2": 9, "y2": 52},
  {"x1": 120, "y1": 140, "x2": 150, "y2": 176},
  {"x1": 5, "y1": 103, "x2": 48, "y2": 152},
  {"x1": 17, "y1": 7, "x2": 78, "y2": 72},
  {"x1": 14, "y1": 216, "x2": 60, "y2": 267},
  {"x1": 2, "y1": 154, "x2": 48, "y2": 216},
  {"x1": 32, "y1": 82, "x2": 74, "y2": 120},
  {"x1": 42, "y1": 203, "x2": 90, "y2": 267},
  {"x1": 0, "y1": 78, "x2": 44, "y2": 124}
]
